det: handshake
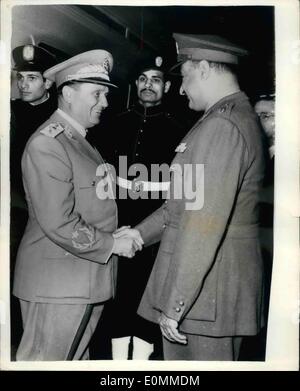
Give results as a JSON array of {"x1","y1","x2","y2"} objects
[{"x1": 112, "y1": 226, "x2": 144, "y2": 258}]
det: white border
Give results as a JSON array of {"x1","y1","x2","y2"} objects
[{"x1": 1, "y1": 0, "x2": 299, "y2": 371}]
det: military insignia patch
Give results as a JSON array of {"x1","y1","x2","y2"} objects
[
  {"x1": 175, "y1": 142, "x2": 187, "y2": 153},
  {"x1": 40, "y1": 123, "x2": 65, "y2": 138},
  {"x1": 64, "y1": 125, "x2": 74, "y2": 140},
  {"x1": 71, "y1": 227, "x2": 96, "y2": 250},
  {"x1": 218, "y1": 102, "x2": 233, "y2": 114}
]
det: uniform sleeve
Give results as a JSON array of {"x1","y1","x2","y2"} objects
[
  {"x1": 23, "y1": 134, "x2": 115, "y2": 264},
  {"x1": 135, "y1": 203, "x2": 169, "y2": 247},
  {"x1": 157, "y1": 117, "x2": 249, "y2": 321}
]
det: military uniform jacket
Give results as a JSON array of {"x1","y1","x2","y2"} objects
[
  {"x1": 13, "y1": 110, "x2": 118, "y2": 304},
  {"x1": 114, "y1": 103, "x2": 185, "y2": 223},
  {"x1": 136, "y1": 92, "x2": 265, "y2": 337}
]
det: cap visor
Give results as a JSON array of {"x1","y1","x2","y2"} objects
[
  {"x1": 72, "y1": 77, "x2": 118, "y2": 88},
  {"x1": 168, "y1": 61, "x2": 184, "y2": 76}
]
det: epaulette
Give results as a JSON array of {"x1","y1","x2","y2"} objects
[
  {"x1": 217, "y1": 102, "x2": 235, "y2": 116},
  {"x1": 40, "y1": 122, "x2": 65, "y2": 138}
]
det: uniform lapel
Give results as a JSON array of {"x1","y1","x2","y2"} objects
[
  {"x1": 72, "y1": 130, "x2": 104, "y2": 165},
  {"x1": 54, "y1": 111, "x2": 104, "y2": 165}
]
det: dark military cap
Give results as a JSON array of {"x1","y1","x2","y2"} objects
[
  {"x1": 12, "y1": 44, "x2": 57, "y2": 73},
  {"x1": 170, "y1": 33, "x2": 249, "y2": 72},
  {"x1": 132, "y1": 54, "x2": 170, "y2": 80}
]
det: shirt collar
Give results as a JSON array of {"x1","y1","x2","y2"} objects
[
  {"x1": 57, "y1": 108, "x2": 87, "y2": 138},
  {"x1": 29, "y1": 92, "x2": 50, "y2": 106},
  {"x1": 133, "y1": 102, "x2": 165, "y2": 118}
]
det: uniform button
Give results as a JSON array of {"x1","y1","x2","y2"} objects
[
  {"x1": 179, "y1": 301, "x2": 184, "y2": 306},
  {"x1": 162, "y1": 224, "x2": 166, "y2": 228},
  {"x1": 136, "y1": 153, "x2": 139, "y2": 156},
  {"x1": 175, "y1": 307, "x2": 181, "y2": 313},
  {"x1": 140, "y1": 129, "x2": 143, "y2": 132}
]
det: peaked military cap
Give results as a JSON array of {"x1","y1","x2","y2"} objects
[
  {"x1": 44, "y1": 50, "x2": 117, "y2": 88},
  {"x1": 170, "y1": 33, "x2": 249, "y2": 73},
  {"x1": 132, "y1": 54, "x2": 170, "y2": 80},
  {"x1": 12, "y1": 44, "x2": 57, "y2": 73}
]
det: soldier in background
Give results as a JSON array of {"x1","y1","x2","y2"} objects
[
  {"x1": 10, "y1": 44, "x2": 57, "y2": 357},
  {"x1": 106, "y1": 55, "x2": 186, "y2": 360},
  {"x1": 11, "y1": 44, "x2": 58, "y2": 193},
  {"x1": 11, "y1": 44, "x2": 58, "y2": 255}
]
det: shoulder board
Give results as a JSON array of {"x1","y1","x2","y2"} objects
[
  {"x1": 40, "y1": 123, "x2": 65, "y2": 138},
  {"x1": 217, "y1": 102, "x2": 235, "y2": 116}
]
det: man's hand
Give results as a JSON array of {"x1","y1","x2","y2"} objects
[
  {"x1": 113, "y1": 226, "x2": 144, "y2": 251},
  {"x1": 112, "y1": 236, "x2": 137, "y2": 258},
  {"x1": 158, "y1": 312, "x2": 187, "y2": 344}
]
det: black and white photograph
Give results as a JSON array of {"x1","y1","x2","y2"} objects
[{"x1": 0, "y1": 0, "x2": 299, "y2": 372}]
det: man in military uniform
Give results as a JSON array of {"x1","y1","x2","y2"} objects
[
  {"x1": 13, "y1": 50, "x2": 142, "y2": 361},
  {"x1": 11, "y1": 44, "x2": 58, "y2": 241},
  {"x1": 115, "y1": 34, "x2": 266, "y2": 360},
  {"x1": 108, "y1": 55, "x2": 186, "y2": 360},
  {"x1": 10, "y1": 44, "x2": 58, "y2": 356},
  {"x1": 11, "y1": 44, "x2": 58, "y2": 198},
  {"x1": 11, "y1": 44, "x2": 58, "y2": 131}
]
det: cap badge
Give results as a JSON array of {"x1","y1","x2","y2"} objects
[
  {"x1": 23, "y1": 45, "x2": 34, "y2": 61},
  {"x1": 103, "y1": 57, "x2": 110, "y2": 73},
  {"x1": 155, "y1": 56, "x2": 163, "y2": 67}
]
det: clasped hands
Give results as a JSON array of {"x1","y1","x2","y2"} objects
[{"x1": 112, "y1": 226, "x2": 144, "y2": 258}]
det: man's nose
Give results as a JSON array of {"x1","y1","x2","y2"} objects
[
  {"x1": 144, "y1": 78, "x2": 152, "y2": 87},
  {"x1": 19, "y1": 79, "x2": 28, "y2": 90},
  {"x1": 179, "y1": 85, "x2": 186, "y2": 96},
  {"x1": 100, "y1": 95, "x2": 108, "y2": 109}
]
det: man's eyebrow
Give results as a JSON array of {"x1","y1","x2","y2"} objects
[
  {"x1": 139, "y1": 73, "x2": 163, "y2": 79},
  {"x1": 18, "y1": 73, "x2": 38, "y2": 77}
]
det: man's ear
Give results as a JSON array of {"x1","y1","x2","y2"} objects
[
  {"x1": 62, "y1": 85, "x2": 73, "y2": 103},
  {"x1": 198, "y1": 60, "x2": 211, "y2": 80},
  {"x1": 164, "y1": 80, "x2": 171, "y2": 93},
  {"x1": 44, "y1": 79, "x2": 53, "y2": 90}
]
